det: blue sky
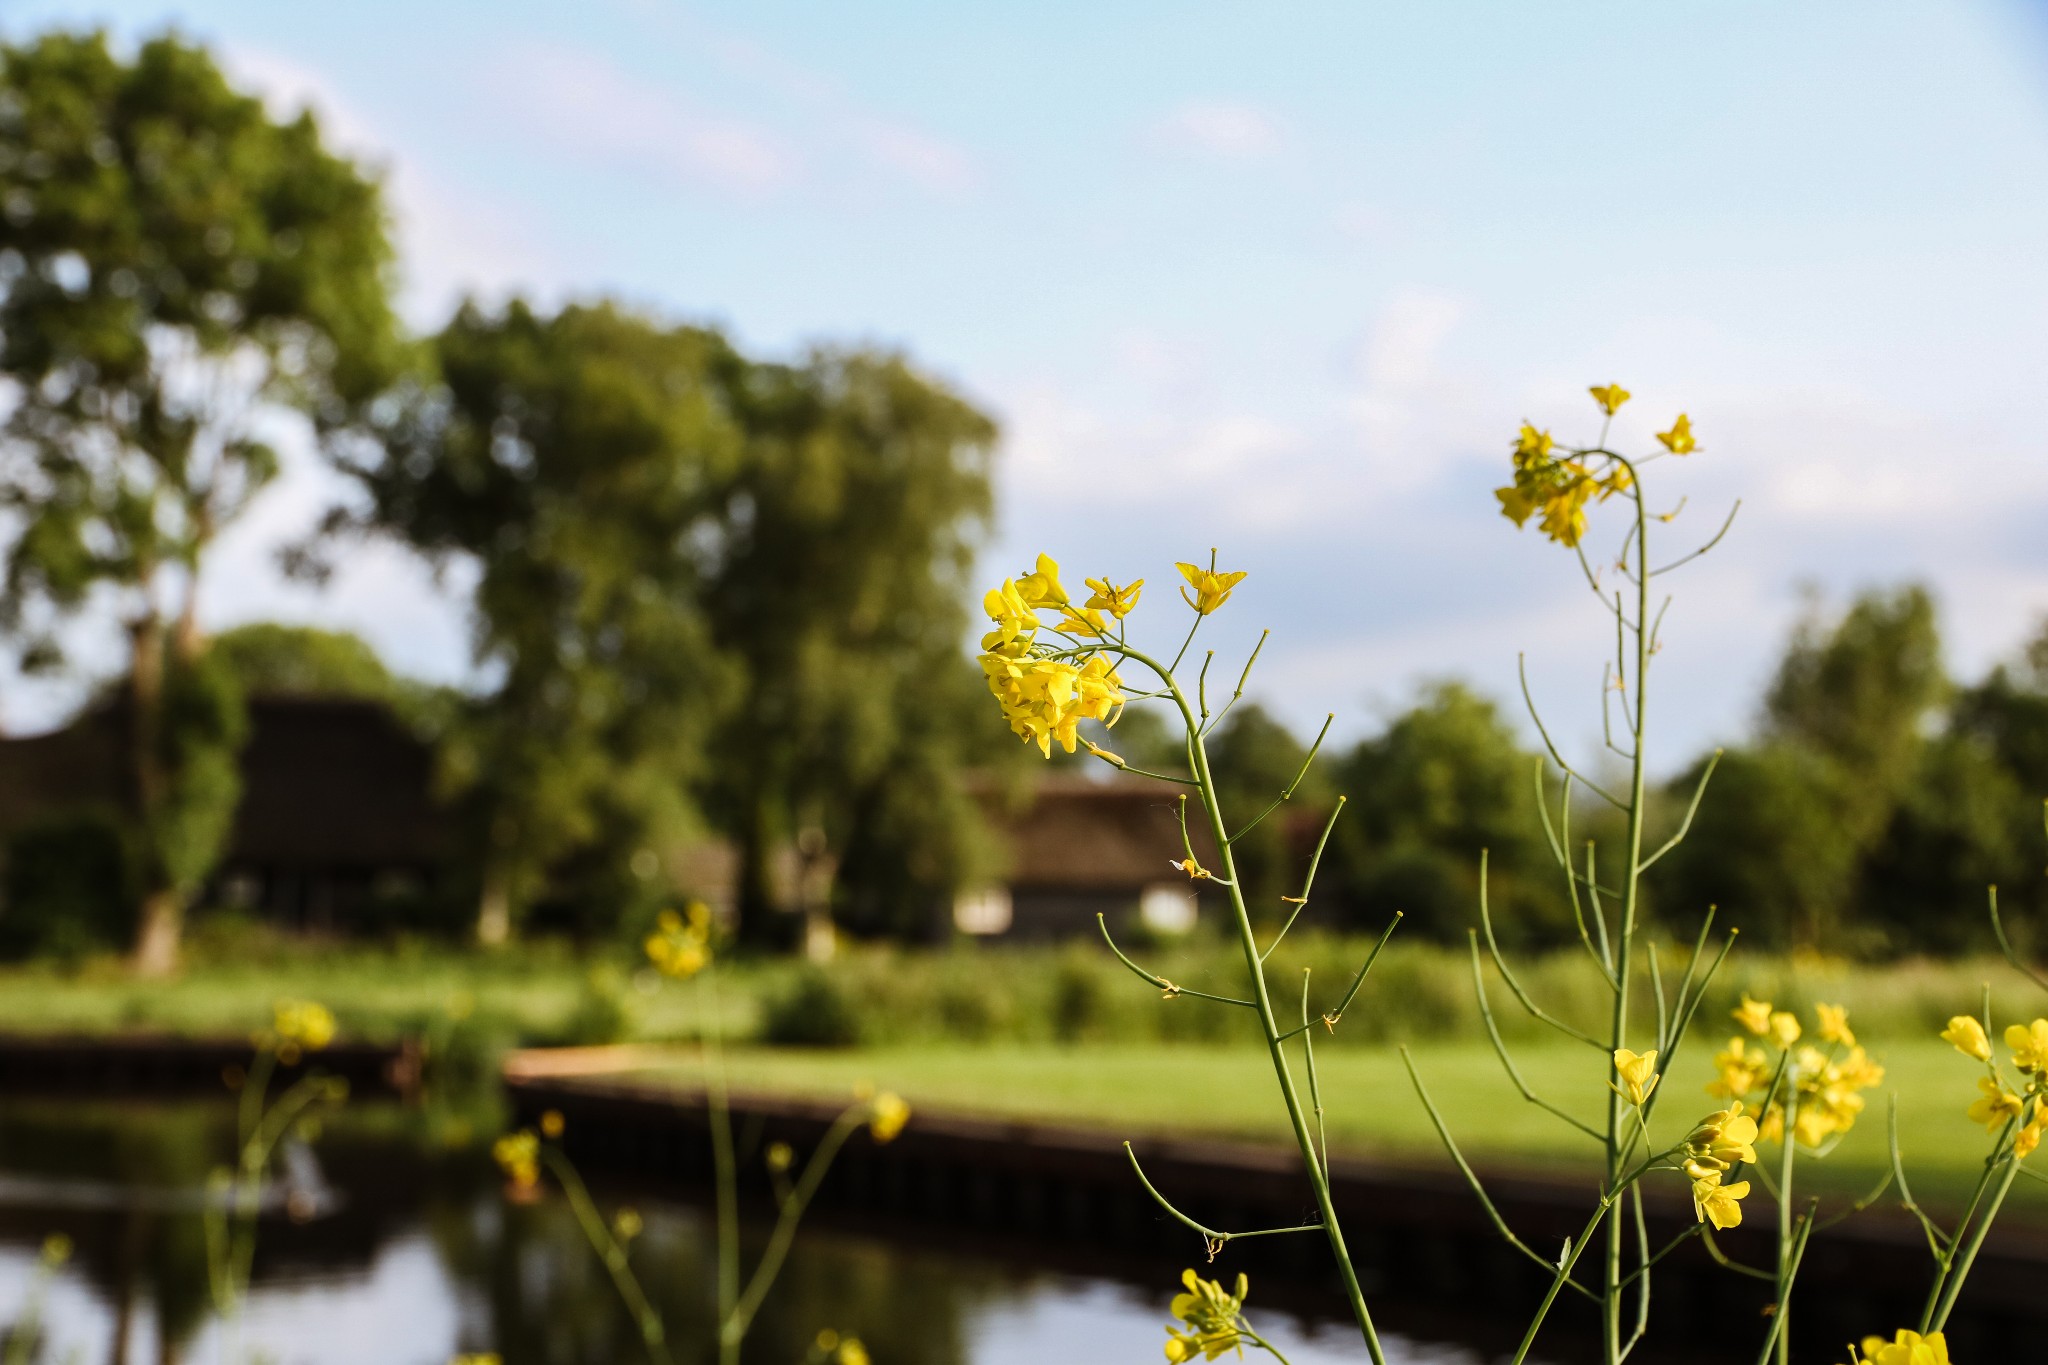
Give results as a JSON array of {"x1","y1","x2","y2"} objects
[{"x1": 6, "y1": 0, "x2": 2048, "y2": 772}]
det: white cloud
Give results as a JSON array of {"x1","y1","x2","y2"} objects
[
  {"x1": 491, "y1": 42, "x2": 800, "y2": 195},
  {"x1": 1153, "y1": 101, "x2": 1285, "y2": 160}
]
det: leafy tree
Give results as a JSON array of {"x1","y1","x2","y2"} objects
[
  {"x1": 1328, "y1": 681, "x2": 1560, "y2": 943},
  {"x1": 208, "y1": 622, "x2": 398, "y2": 700},
  {"x1": 1201, "y1": 702, "x2": 1329, "y2": 925},
  {"x1": 328, "y1": 299, "x2": 743, "y2": 941},
  {"x1": 0, "y1": 31, "x2": 401, "y2": 971},
  {"x1": 704, "y1": 349, "x2": 997, "y2": 946}
]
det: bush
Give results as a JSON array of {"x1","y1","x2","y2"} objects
[
  {"x1": 762, "y1": 966, "x2": 866, "y2": 1047},
  {"x1": 0, "y1": 812, "x2": 135, "y2": 961}
]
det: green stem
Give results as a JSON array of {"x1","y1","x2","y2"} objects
[
  {"x1": 722, "y1": 1105, "x2": 868, "y2": 1350},
  {"x1": 1131, "y1": 644, "x2": 1389, "y2": 1365},
  {"x1": 546, "y1": 1149, "x2": 674, "y2": 1365},
  {"x1": 1930, "y1": 1155, "x2": 2020, "y2": 1331},
  {"x1": 703, "y1": 969, "x2": 741, "y2": 1365},
  {"x1": 1775, "y1": 1094, "x2": 1797, "y2": 1365}
]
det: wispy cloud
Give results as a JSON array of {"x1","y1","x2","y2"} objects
[
  {"x1": 490, "y1": 42, "x2": 800, "y2": 196},
  {"x1": 1152, "y1": 100, "x2": 1286, "y2": 159}
]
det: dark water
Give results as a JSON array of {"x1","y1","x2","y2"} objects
[{"x1": 0, "y1": 1100, "x2": 1509, "y2": 1365}]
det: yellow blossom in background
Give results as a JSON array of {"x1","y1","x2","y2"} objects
[
  {"x1": 1176, "y1": 561, "x2": 1248, "y2": 615},
  {"x1": 1767, "y1": 1011, "x2": 1803, "y2": 1049},
  {"x1": 869, "y1": 1092, "x2": 911, "y2": 1143},
  {"x1": 1709, "y1": 1036, "x2": 1767, "y2": 1099},
  {"x1": 612, "y1": 1207, "x2": 643, "y2": 1240},
  {"x1": 645, "y1": 905, "x2": 714, "y2": 979},
  {"x1": 2006, "y1": 1018, "x2": 2048, "y2": 1075},
  {"x1": 492, "y1": 1131, "x2": 540, "y2": 1191},
  {"x1": 1968, "y1": 1076, "x2": 2024, "y2": 1133},
  {"x1": 1655, "y1": 413, "x2": 1698, "y2": 454},
  {"x1": 1941, "y1": 1015, "x2": 1992, "y2": 1062},
  {"x1": 1612, "y1": 1048, "x2": 1660, "y2": 1106},
  {"x1": 540, "y1": 1110, "x2": 565, "y2": 1138},
  {"x1": 1690, "y1": 1171, "x2": 1749, "y2": 1230},
  {"x1": 1163, "y1": 1269, "x2": 1249, "y2": 1363},
  {"x1": 449, "y1": 1356, "x2": 502, "y2": 1365},
  {"x1": 1816, "y1": 1003, "x2": 1855, "y2": 1047},
  {"x1": 1085, "y1": 576, "x2": 1143, "y2": 618},
  {"x1": 1733, "y1": 994, "x2": 1773, "y2": 1037},
  {"x1": 272, "y1": 999, "x2": 336, "y2": 1054},
  {"x1": 835, "y1": 1340, "x2": 870, "y2": 1365},
  {"x1": 1855, "y1": 1329, "x2": 1950, "y2": 1365},
  {"x1": 40, "y1": 1233, "x2": 70, "y2": 1266},
  {"x1": 1589, "y1": 383, "x2": 1631, "y2": 415}
]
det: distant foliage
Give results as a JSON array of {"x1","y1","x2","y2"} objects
[{"x1": 0, "y1": 811, "x2": 134, "y2": 959}]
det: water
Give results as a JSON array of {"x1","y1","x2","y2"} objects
[{"x1": 0, "y1": 1100, "x2": 1506, "y2": 1365}]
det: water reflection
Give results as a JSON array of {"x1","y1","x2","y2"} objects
[{"x1": 0, "y1": 1102, "x2": 1494, "y2": 1364}]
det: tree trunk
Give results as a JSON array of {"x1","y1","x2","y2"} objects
[
  {"x1": 476, "y1": 864, "x2": 511, "y2": 946},
  {"x1": 128, "y1": 614, "x2": 183, "y2": 977}
]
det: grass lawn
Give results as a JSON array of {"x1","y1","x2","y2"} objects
[{"x1": 637, "y1": 1037, "x2": 2048, "y2": 1213}]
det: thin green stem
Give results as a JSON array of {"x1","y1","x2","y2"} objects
[
  {"x1": 702, "y1": 971, "x2": 740, "y2": 1365},
  {"x1": 1099, "y1": 915, "x2": 1256, "y2": 1007},
  {"x1": 546, "y1": 1148, "x2": 673, "y2": 1365},
  {"x1": 723, "y1": 1105, "x2": 869, "y2": 1350},
  {"x1": 1261, "y1": 797, "x2": 1347, "y2": 961}
]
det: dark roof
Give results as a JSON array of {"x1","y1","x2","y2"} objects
[
  {"x1": 977, "y1": 775, "x2": 1218, "y2": 891},
  {"x1": 0, "y1": 696, "x2": 449, "y2": 870}
]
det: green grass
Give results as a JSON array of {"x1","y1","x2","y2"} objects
[{"x1": 633, "y1": 1038, "x2": 2048, "y2": 1214}]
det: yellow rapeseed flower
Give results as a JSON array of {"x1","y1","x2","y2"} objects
[
  {"x1": 2006, "y1": 1018, "x2": 2048, "y2": 1075},
  {"x1": 1855, "y1": 1329, "x2": 1950, "y2": 1365},
  {"x1": 2014, "y1": 1106, "x2": 2047, "y2": 1160},
  {"x1": 1940, "y1": 1015, "x2": 1992, "y2": 1062},
  {"x1": 1734, "y1": 994, "x2": 1773, "y2": 1037},
  {"x1": 1163, "y1": 1269, "x2": 1248, "y2": 1363},
  {"x1": 645, "y1": 905, "x2": 714, "y2": 979},
  {"x1": 1690, "y1": 1170, "x2": 1750, "y2": 1229},
  {"x1": 540, "y1": 1110, "x2": 565, "y2": 1138},
  {"x1": 1176, "y1": 562, "x2": 1248, "y2": 615},
  {"x1": 613, "y1": 1207, "x2": 643, "y2": 1241},
  {"x1": 492, "y1": 1131, "x2": 540, "y2": 1192},
  {"x1": 1682, "y1": 1103, "x2": 1758, "y2": 1180},
  {"x1": 1084, "y1": 576, "x2": 1144, "y2": 618},
  {"x1": 1816, "y1": 1003, "x2": 1855, "y2": 1047},
  {"x1": 273, "y1": 1000, "x2": 337, "y2": 1053},
  {"x1": 1612, "y1": 1048, "x2": 1660, "y2": 1106},
  {"x1": 1014, "y1": 553, "x2": 1069, "y2": 609},
  {"x1": 1655, "y1": 413, "x2": 1697, "y2": 454},
  {"x1": 1707, "y1": 1036, "x2": 1765, "y2": 1101},
  {"x1": 1968, "y1": 1075, "x2": 2024, "y2": 1133},
  {"x1": 1589, "y1": 383, "x2": 1631, "y2": 415},
  {"x1": 835, "y1": 1340, "x2": 870, "y2": 1365},
  {"x1": 1767, "y1": 1011, "x2": 1803, "y2": 1049},
  {"x1": 869, "y1": 1092, "x2": 911, "y2": 1144}
]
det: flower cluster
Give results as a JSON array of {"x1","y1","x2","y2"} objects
[
  {"x1": 1163, "y1": 1269, "x2": 1251, "y2": 1362},
  {"x1": 1493, "y1": 384, "x2": 1698, "y2": 547},
  {"x1": 267, "y1": 998, "x2": 336, "y2": 1064},
  {"x1": 1942, "y1": 1012, "x2": 2048, "y2": 1157},
  {"x1": 868, "y1": 1091, "x2": 911, "y2": 1144},
  {"x1": 1709, "y1": 995, "x2": 1883, "y2": 1148},
  {"x1": 644, "y1": 903, "x2": 714, "y2": 979},
  {"x1": 808, "y1": 1330, "x2": 870, "y2": 1365},
  {"x1": 1850, "y1": 1329, "x2": 1950, "y2": 1365},
  {"x1": 977, "y1": 553, "x2": 1135, "y2": 758},
  {"x1": 492, "y1": 1129, "x2": 540, "y2": 1193},
  {"x1": 1680, "y1": 1102, "x2": 1759, "y2": 1229}
]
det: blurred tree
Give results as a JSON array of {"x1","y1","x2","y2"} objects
[
  {"x1": 1328, "y1": 681, "x2": 1561, "y2": 943},
  {"x1": 0, "y1": 31, "x2": 401, "y2": 972},
  {"x1": 704, "y1": 349, "x2": 997, "y2": 947},
  {"x1": 1201, "y1": 702, "x2": 1329, "y2": 925},
  {"x1": 208, "y1": 622, "x2": 397, "y2": 700},
  {"x1": 327, "y1": 299, "x2": 743, "y2": 942}
]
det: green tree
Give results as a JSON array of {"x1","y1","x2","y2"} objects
[
  {"x1": 0, "y1": 31, "x2": 401, "y2": 972},
  {"x1": 330, "y1": 299, "x2": 743, "y2": 942},
  {"x1": 208, "y1": 622, "x2": 398, "y2": 700},
  {"x1": 704, "y1": 349, "x2": 998, "y2": 947},
  {"x1": 1200, "y1": 702, "x2": 1328, "y2": 925},
  {"x1": 1329, "y1": 681, "x2": 1560, "y2": 943}
]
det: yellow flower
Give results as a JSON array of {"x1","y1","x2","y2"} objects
[
  {"x1": 1733, "y1": 994, "x2": 1773, "y2": 1037},
  {"x1": 1816, "y1": 1003, "x2": 1855, "y2": 1047},
  {"x1": 1690, "y1": 1170, "x2": 1750, "y2": 1230},
  {"x1": 1011, "y1": 553, "x2": 1069, "y2": 610},
  {"x1": 2006, "y1": 1018, "x2": 2048, "y2": 1075},
  {"x1": 1515, "y1": 423, "x2": 1555, "y2": 459},
  {"x1": 869, "y1": 1092, "x2": 911, "y2": 1144},
  {"x1": 1656, "y1": 413, "x2": 1697, "y2": 454},
  {"x1": 1170, "y1": 857, "x2": 1211, "y2": 881},
  {"x1": 273, "y1": 1000, "x2": 336, "y2": 1053},
  {"x1": 645, "y1": 905, "x2": 714, "y2": 979},
  {"x1": 766, "y1": 1141, "x2": 794, "y2": 1173},
  {"x1": 1968, "y1": 1075, "x2": 2024, "y2": 1133},
  {"x1": 1767, "y1": 1011, "x2": 1803, "y2": 1049},
  {"x1": 1175, "y1": 561, "x2": 1248, "y2": 616},
  {"x1": 1612, "y1": 1048, "x2": 1660, "y2": 1106},
  {"x1": 1941, "y1": 1015, "x2": 1992, "y2": 1062},
  {"x1": 1682, "y1": 1102, "x2": 1758, "y2": 1180},
  {"x1": 1856, "y1": 1329, "x2": 1950, "y2": 1365},
  {"x1": 492, "y1": 1131, "x2": 540, "y2": 1191},
  {"x1": 613, "y1": 1207, "x2": 643, "y2": 1240},
  {"x1": 1589, "y1": 383, "x2": 1631, "y2": 415},
  {"x1": 1163, "y1": 1269, "x2": 1248, "y2": 1362},
  {"x1": 2014, "y1": 1106, "x2": 2047, "y2": 1160},
  {"x1": 1058, "y1": 605, "x2": 1109, "y2": 638},
  {"x1": 449, "y1": 1357, "x2": 503, "y2": 1365},
  {"x1": 1709, "y1": 1036, "x2": 1767, "y2": 1100},
  {"x1": 539, "y1": 1110, "x2": 565, "y2": 1138},
  {"x1": 1085, "y1": 576, "x2": 1144, "y2": 618},
  {"x1": 835, "y1": 1340, "x2": 870, "y2": 1365}
]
